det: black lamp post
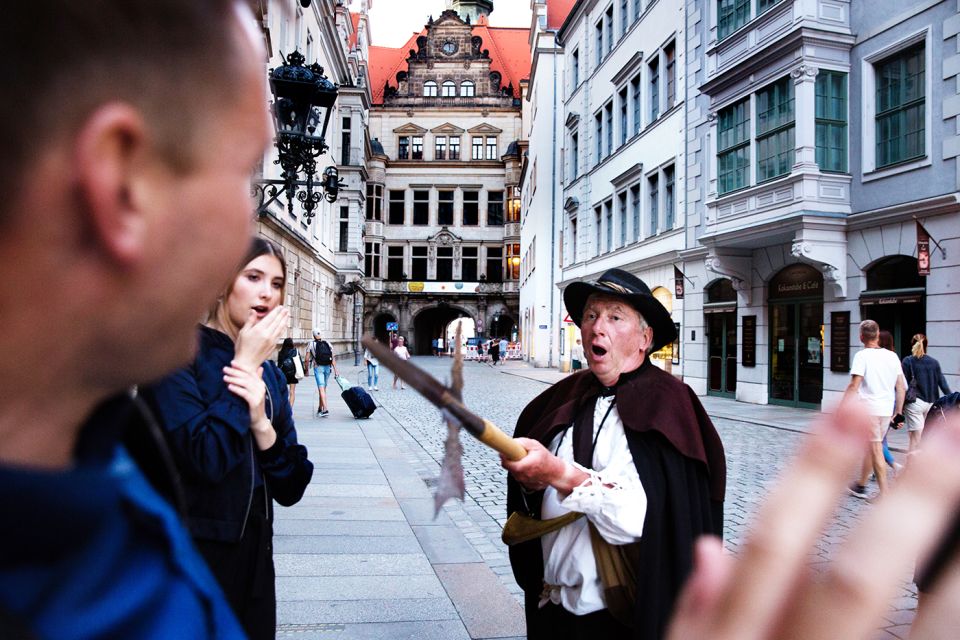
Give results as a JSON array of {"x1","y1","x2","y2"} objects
[{"x1": 253, "y1": 51, "x2": 343, "y2": 220}]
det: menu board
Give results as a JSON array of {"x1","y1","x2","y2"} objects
[
  {"x1": 742, "y1": 315, "x2": 757, "y2": 367},
  {"x1": 830, "y1": 311, "x2": 850, "y2": 372}
]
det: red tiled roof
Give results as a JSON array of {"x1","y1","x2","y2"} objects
[
  {"x1": 349, "y1": 12, "x2": 361, "y2": 50},
  {"x1": 368, "y1": 19, "x2": 530, "y2": 105},
  {"x1": 547, "y1": 0, "x2": 576, "y2": 30}
]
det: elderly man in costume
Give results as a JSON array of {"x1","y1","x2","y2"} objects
[{"x1": 502, "y1": 269, "x2": 726, "y2": 640}]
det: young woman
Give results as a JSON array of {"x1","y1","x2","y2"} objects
[
  {"x1": 277, "y1": 337, "x2": 301, "y2": 406},
  {"x1": 392, "y1": 336, "x2": 410, "y2": 390},
  {"x1": 902, "y1": 333, "x2": 952, "y2": 452},
  {"x1": 363, "y1": 345, "x2": 380, "y2": 391},
  {"x1": 143, "y1": 238, "x2": 313, "y2": 640}
]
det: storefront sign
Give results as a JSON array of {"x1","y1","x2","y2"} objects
[
  {"x1": 742, "y1": 315, "x2": 756, "y2": 367},
  {"x1": 768, "y1": 264, "x2": 823, "y2": 300},
  {"x1": 674, "y1": 266, "x2": 685, "y2": 299},
  {"x1": 830, "y1": 311, "x2": 850, "y2": 372},
  {"x1": 917, "y1": 221, "x2": 931, "y2": 276}
]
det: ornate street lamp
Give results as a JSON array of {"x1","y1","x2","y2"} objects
[{"x1": 253, "y1": 51, "x2": 342, "y2": 220}]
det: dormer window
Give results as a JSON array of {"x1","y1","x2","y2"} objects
[
  {"x1": 442, "y1": 81, "x2": 456, "y2": 97},
  {"x1": 423, "y1": 80, "x2": 438, "y2": 97},
  {"x1": 460, "y1": 81, "x2": 475, "y2": 97}
]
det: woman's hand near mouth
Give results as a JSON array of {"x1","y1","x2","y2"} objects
[{"x1": 233, "y1": 306, "x2": 289, "y2": 371}]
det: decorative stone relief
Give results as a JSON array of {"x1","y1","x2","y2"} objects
[
  {"x1": 704, "y1": 250, "x2": 753, "y2": 305},
  {"x1": 790, "y1": 231, "x2": 847, "y2": 298}
]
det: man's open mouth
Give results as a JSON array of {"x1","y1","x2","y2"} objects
[{"x1": 591, "y1": 345, "x2": 607, "y2": 357}]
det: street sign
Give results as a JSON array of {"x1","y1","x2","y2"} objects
[{"x1": 386, "y1": 322, "x2": 398, "y2": 331}]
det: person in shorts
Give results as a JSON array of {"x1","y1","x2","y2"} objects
[{"x1": 307, "y1": 330, "x2": 337, "y2": 416}]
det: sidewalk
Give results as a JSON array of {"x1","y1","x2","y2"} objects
[
  {"x1": 274, "y1": 376, "x2": 525, "y2": 640},
  {"x1": 494, "y1": 360, "x2": 912, "y2": 453}
]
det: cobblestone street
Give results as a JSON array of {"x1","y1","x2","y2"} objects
[{"x1": 347, "y1": 356, "x2": 918, "y2": 639}]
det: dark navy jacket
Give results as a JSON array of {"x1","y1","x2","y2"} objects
[
  {"x1": 144, "y1": 325, "x2": 313, "y2": 543},
  {"x1": 0, "y1": 396, "x2": 245, "y2": 639},
  {"x1": 902, "y1": 354, "x2": 952, "y2": 404}
]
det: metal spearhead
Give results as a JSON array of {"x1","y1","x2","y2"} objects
[{"x1": 434, "y1": 322, "x2": 466, "y2": 516}]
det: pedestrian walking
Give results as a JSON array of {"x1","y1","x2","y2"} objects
[
  {"x1": 490, "y1": 339, "x2": 501, "y2": 365},
  {"x1": 502, "y1": 269, "x2": 725, "y2": 639},
  {"x1": 902, "y1": 333, "x2": 952, "y2": 452},
  {"x1": 571, "y1": 338, "x2": 584, "y2": 371},
  {"x1": 844, "y1": 320, "x2": 906, "y2": 499},
  {"x1": 306, "y1": 330, "x2": 338, "y2": 416},
  {"x1": 499, "y1": 337, "x2": 509, "y2": 363},
  {"x1": 364, "y1": 345, "x2": 380, "y2": 391},
  {"x1": 277, "y1": 337, "x2": 302, "y2": 407},
  {"x1": 876, "y1": 331, "x2": 904, "y2": 476},
  {"x1": 0, "y1": 2, "x2": 272, "y2": 637},
  {"x1": 392, "y1": 337, "x2": 411, "y2": 389},
  {"x1": 143, "y1": 238, "x2": 314, "y2": 640}
]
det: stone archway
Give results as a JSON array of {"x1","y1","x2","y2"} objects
[{"x1": 412, "y1": 304, "x2": 474, "y2": 355}]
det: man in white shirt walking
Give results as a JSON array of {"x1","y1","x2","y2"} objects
[{"x1": 843, "y1": 319, "x2": 906, "y2": 499}]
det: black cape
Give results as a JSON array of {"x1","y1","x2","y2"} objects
[{"x1": 507, "y1": 359, "x2": 726, "y2": 640}]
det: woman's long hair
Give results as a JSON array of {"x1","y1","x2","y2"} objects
[
  {"x1": 878, "y1": 330, "x2": 895, "y2": 352},
  {"x1": 911, "y1": 333, "x2": 928, "y2": 359},
  {"x1": 208, "y1": 237, "x2": 286, "y2": 342}
]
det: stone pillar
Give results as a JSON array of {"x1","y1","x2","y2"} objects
[{"x1": 791, "y1": 64, "x2": 819, "y2": 171}]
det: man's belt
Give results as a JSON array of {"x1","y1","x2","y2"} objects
[{"x1": 501, "y1": 511, "x2": 584, "y2": 546}]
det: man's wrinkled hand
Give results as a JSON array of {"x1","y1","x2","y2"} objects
[{"x1": 500, "y1": 438, "x2": 588, "y2": 494}]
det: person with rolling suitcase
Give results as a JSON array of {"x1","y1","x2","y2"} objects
[{"x1": 335, "y1": 375, "x2": 377, "y2": 419}]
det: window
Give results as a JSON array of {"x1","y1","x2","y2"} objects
[
  {"x1": 717, "y1": 0, "x2": 749, "y2": 41},
  {"x1": 665, "y1": 42, "x2": 676, "y2": 110},
  {"x1": 507, "y1": 243, "x2": 521, "y2": 280},
  {"x1": 595, "y1": 20, "x2": 603, "y2": 65},
  {"x1": 630, "y1": 185, "x2": 641, "y2": 242},
  {"x1": 876, "y1": 44, "x2": 925, "y2": 168},
  {"x1": 648, "y1": 174, "x2": 659, "y2": 236},
  {"x1": 338, "y1": 206, "x2": 349, "y2": 252},
  {"x1": 618, "y1": 192, "x2": 628, "y2": 247},
  {"x1": 436, "y1": 247, "x2": 453, "y2": 281},
  {"x1": 487, "y1": 191, "x2": 504, "y2": 225},
  {"x1": 486, "y1": 136, "x2": 498, "y2": 160},
  {"x1": 649, "y1": 56, "x2": 660, "y2": 121},
  {"x1": 365, "y1": 183, "x2": 382, "y2": 221},
  {"x1": 717, "y1": 98, "x2": 750, "y2": 194},
  {"x1": 442, "y1": 80, "x2": 456, "y2": 97},
  {"x1": 507, "y1": 187, "x2": 521, "y2": 222},
  {"x1": 620, "y1": 0, "x2": 628, "y2": 36},
  {"x1": 570, "y1": 217, "x2": 578, "y2": 261},
  {"x1": 449, "y1": 136, "x2": 461, "y2": 160},
  {"x1": 398, "y1": 136, "x2": 409, "y2": 160},
  {"x1": 632, "y1": 74, "x2": 642, "y2": 134},
  {"x1": 435, "y1": 136, "x2": 446, "y2": 160},
  {"x1": 758, "y1": 0, "x2": 784, "y2": 15},
  {"x1": 411, "y1": 136, "x2": 423, "y2": 160},
  {"x1": 755, "y1": 76, "x2": 794, "y2": 182},
  {"x1": 605, "y1": 201, "x2": 613, "y2": 253},
  {"x1": 633, "y1": 0, "x2": 641, "y2": 23},
  {"x1": 364, "y1": 242, "x2": 380, "y2": 278},
  {"x1": 386, "y1": 246, "x2": 404, "y2": 280},
  {"x1": 594, "y1": 206, "x2": 602, "y2": 256},
  {"x1": 595, "y1": 112, "x2": 603, "y2": 162},
  {"x1": 462, "y1": 247, "x2": 478, "y2": 281},
  {"x1": 816, "y1": 70, "x2": 847, "y2": 172},
  {"x1": 460, "y1": 81, "x2": 475, "y2": 97},
  {"x1": 486, "y1": 247, "x2": 503, "y2": 282},
  {"x1": 411, "y1": 246, "x2": 427, "y2": 280},
  {"x1": 572, "y1": 49, "x2": 580, "y2": 87},
  {"x1": 571, "y1": 132, "x2": 579, "y2": 179},
  {"x1": 388, "y1": 189, "x2": 405, "y2": 224},
  {"x1": 472, "y1": 136, "x2": 484, "y2": 160},
  {"x1": 664, "y1": 165, "x2": 675, "y2": 230},
  {"x1": 438, "y1": 191, "x2": 454, "y2": 225},
  {"x1": 605, "y1": 103, "x2": 613, "y2": 158},
  {"x1": 413, "y1": 190, "x2": 429, "y2": 225},
  {"x1": 424, "y1": 80, "x2": 438, "y2": 97},
  {"x1": 605, "y1": 6, "x2": 614, "y2": 55},
  {"x1": 619, "y1": 87, "x2": 628, "y2": 146},
  {"x1": 341, "y1": 116, "x2": 351, "y2": 165},
  {"x1": 463, "y1": 190, "x2": 479, "y2": 225}
]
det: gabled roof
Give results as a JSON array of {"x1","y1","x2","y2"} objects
[
  {"x1": 546, "y1": 0, "x2": 576, "y2": 30},
  {"x1": 368, "y1": 15, "x2": 530, "y2": 105}
]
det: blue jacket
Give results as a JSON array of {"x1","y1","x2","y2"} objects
[
  {"x1": 902, "y1": 354, "x2": 952, "y2": 404},
  {"x1": 0, "y1": 396, "x2": 245, "y2": 639},
  {"x1": 144, "y1": 325, "x2": 313, "y2": 543}
]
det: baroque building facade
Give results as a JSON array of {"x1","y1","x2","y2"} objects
[
  {"x1": 364, "y1": 6, "x2": 530, "y2": 354},
  {"x1": 254, "y1": 0, "x2": 372, "y2": 360}
]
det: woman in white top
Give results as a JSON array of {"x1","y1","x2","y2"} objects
[{"x1": 392, "y1": 336, "x2": 411, "y2": 390}]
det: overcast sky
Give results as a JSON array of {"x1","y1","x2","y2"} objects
[{"x1": 353, "y1": 1, "x2": 533, "y2": 47}]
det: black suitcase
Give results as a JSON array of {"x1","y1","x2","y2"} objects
[{"x1": 336, "y1": 377, "x2": 376, "y2": 419}]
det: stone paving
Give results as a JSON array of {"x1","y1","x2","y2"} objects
[{"x1": 355, "y1": 356, "x2": 918, "y2": 640}]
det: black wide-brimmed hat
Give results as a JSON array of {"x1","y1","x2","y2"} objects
[{"x1": 564, "y1": 268, "x2": 677, "y2": 353}]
